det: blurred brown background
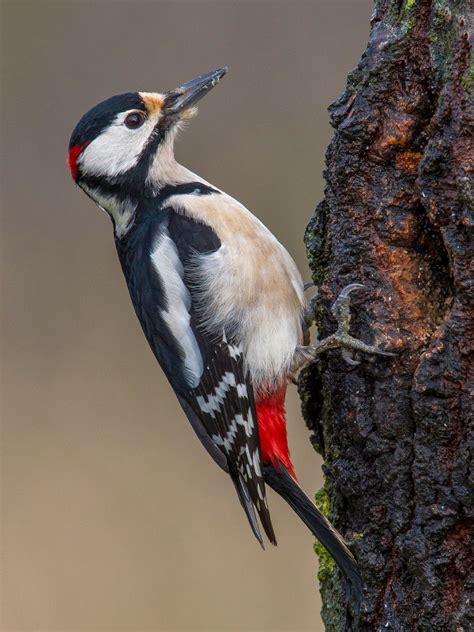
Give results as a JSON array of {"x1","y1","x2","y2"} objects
[{"x1": 1, "y1": 1, "x2": 371, "y2": 630}]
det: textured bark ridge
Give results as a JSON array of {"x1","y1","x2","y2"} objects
[{"x1": 301, "y1": 1, "x2": 472, "y2": 630}]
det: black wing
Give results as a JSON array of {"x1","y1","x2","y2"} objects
[{"x1": 115, "y1": 192, "x2": 276, "y2": 545}]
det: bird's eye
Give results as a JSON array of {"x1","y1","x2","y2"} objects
[{"x1": 124, "y1": 112, "x2": 145, "y2": 129}]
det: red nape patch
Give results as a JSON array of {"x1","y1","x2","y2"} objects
[
  {"x1": 256, "y1": 385, "x2": 296, "y2": 480},
  {"x1": 67, "y1": 143, "x2": 88, "y2": 180}
]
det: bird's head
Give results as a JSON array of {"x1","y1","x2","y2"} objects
[{"x1": 68, "y1": 67, "x2": 227, "y2": 215}]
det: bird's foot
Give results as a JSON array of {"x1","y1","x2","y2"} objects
[{"x1": 291, "y1": 283, "x2": 395, "y2": 380}]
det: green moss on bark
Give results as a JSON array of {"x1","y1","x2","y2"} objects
[
  {"x1": 314, "y1": 483, "x2": 336, "y2": 583},
  {"x1": 313, "y1": 480, "x2": 346, "y2": 632}
]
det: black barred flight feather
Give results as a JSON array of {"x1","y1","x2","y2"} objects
[{"x1": 191, "y1": 337, "x2": 276, "y2": 545}]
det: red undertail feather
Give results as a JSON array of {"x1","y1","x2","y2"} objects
[{"x1": 256, "y1": 385, "x2": 296, "y2": 480}]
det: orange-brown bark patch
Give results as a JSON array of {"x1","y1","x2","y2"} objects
[
  {"x1": 375, "y1": 243, "x2": 430, "y2": 341},
  {"x1": 374, "y1": 110, "x2": 415, "y2": 154},
  {"x1": 396, "y1": 150, "x2": 422, "y2": 174}
]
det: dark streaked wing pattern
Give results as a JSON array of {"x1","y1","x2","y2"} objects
[
  {"x1": 116, "y1": 188, "x2": 275, "y2": 544},
  {"x1": 190, "y1": 336, "x2": 276, "y2": 545}
]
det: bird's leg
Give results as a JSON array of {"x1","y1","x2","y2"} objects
[{"x1": 291, "y1": 283, "x2": 395, "y2": 381}]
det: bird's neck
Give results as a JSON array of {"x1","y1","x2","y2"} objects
[{"x1": 147, "y1": 135, "x2": 207, "y2": 191}]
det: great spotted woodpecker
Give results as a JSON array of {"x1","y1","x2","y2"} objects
[{"x1": 68, "y1": 68, "x2": 393, "y2": 604}]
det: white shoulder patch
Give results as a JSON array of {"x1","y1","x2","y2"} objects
[{"x1": 150, "y1": 230, "x2": 203, "y2": 388}]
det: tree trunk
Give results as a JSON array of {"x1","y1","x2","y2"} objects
[{"x1": 300, "y1": 1, "x2": 472, "y2": 630}]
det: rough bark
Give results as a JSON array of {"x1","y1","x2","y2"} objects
[{"x1": 300, "y1": 1, "x2": 473, "y2": 630}]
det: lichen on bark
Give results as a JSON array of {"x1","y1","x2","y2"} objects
[{"x1": 301, "y1": 1, "x2": 473, "y2": 630}]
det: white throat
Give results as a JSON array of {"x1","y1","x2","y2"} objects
[{"x1": 146, "y1": 133, "x2": 207, "y2": 191}]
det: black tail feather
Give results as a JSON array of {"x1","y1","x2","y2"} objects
[
  {"x1": 231, "y1": 472, "x2": 265, "y2": 548},
  {"x1": 263, "y1": 463, "x2": 363, "y2": 610}
]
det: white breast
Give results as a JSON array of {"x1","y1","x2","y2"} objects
[{"x1": 168, "y1": 189, "x2": 305, "y2": 391}]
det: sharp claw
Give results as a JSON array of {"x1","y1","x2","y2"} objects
[
  {"x1": 353, "y1": 342, "x2": 397, "y2": 358},
  {"x1": 338, "y1": 283, "x2": 366, "y2": 298},
  {"x1": 342, "y1": 348, "x2": 360, "y2": 366},
  {"x1": 304, "y1": 281, "x2": 315, "y2": 292},
  {"x1": 373, "y1": 349, "x2": 397, "y2": 357}
]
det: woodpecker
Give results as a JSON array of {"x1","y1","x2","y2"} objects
[{"x1": 68, "y1": 68, "x2": 393, "y2": 605}]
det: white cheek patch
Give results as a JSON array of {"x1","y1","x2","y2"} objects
[
  {"x1": 79, "y1": 111, "x2": 157, "y2": 178},
  {"x1": 150, "y1": 231, "x2": 203, "y2": 388}
]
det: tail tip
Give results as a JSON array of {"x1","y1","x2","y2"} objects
[{"x1": 345, "y1": 570, "x2": 364, "y2": 617}]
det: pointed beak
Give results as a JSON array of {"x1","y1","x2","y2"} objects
[{"x1": 163, "y1": 67, "x2": 228, "y2": 117}]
